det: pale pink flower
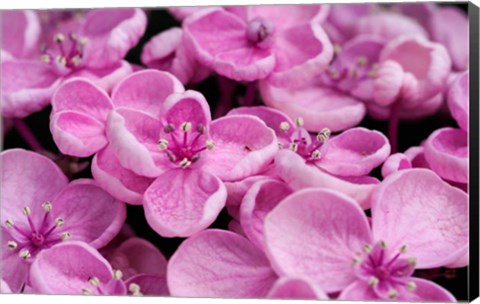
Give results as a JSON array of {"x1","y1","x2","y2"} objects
[
  {"x1": 1, "y1": 149, "x2": 125, "y2": 292},
  {"x1": 264, "y1": 169, "x2": 468, "y2": 301}
]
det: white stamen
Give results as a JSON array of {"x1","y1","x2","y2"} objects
[
  {"x1": 23, "y1": 207, "x2": 31, "y2": 216},
  {"x1": 406, "y1": 281, "x2": 417, "y2": 291},
  {"x1": 311, "y1": 150, "x2": 321, "y2": 159},
  {"x1": 356, "y1": 56, "x2": 368, "y2": 66},
  {"x1": 54, "y1": 33, "x2": 65, "y2": 42},
  {"x1": 42, "y1": 201, "x2": 53, "y2": 212},
  {"x1": 82, "y1": 288, "x2": 92, "y2": 295},
  {"x1": 289, "y1": 143, "x2": 298, "y2": 153},
  {"x1": 206, "y1": 139, "x2": 215, "y2": 150},
  {"x1": 7, "y1": 241, "x2": 17, "y2": 249},
  {"x1": 277, "y1": 143, "x2": 284, "y2": 149},
  {"x1": 368, "y1": 276, "x2": 379, "y2": 287},
  {"x1": 181, "y1": 122, "x2": 192, "y2": 132},
  {"x1": 295, "y1": 117, "x2": 304, "y2": 127},
  {"x1": 113, "y1": 269, "x2": 123, "y2": 280},
  {"x1": 328, "y1": 69, "x2": 339, "y2": 79},
  {"x1": 379, "y1": 240, "x2": 387, "y2": 249},
  {"x1": 5, "y1": 219, "x2": 14, "y2": 228},
  {"x1": 61, "y1": 232, "x2": 71, "y2": 241},
  {"x1": 363, "y1": 244, "x2": 372, "y2": 253},
  {"x1": 71, "y1": 55, "x2": 82, "y2": 66},
  {"x1": 19, "y1": 249, "x2": 31, "y2": 259},
  {"x1": 129, "y1": 283, "x2": 142, "y2": 296},
  {"x1": 179, "y1": 158, "x2": 192, "y2": 168},
  {"x1": 89, "y1": 277, "x2": 100, "y2": 287},
  {"x1": 350, "y1": 68, "x2": 358, "y2": 78},
  {"x1": 55, "y1": 217, "x2": 65, "y2": 227},
  {"x1": 316, "y1": 128, "x2": 331, "y2": 142},
  {"x1": 399, "y1": 244, "x2": 408, "y2": 253},
  {"x1": 353, "y1": 257, "x2": 361, "y2": 265},
  {"x1": 279, "y1": 122, "x2": 290, "y2": 132},
  {"x1": 157, "y1": 139, "x2": 169, "y2": 151},
  {"x1": 79, "y1": 37, "x2": 89, "y2": 45},
  {"x1": 56, "y1": 55, "x2": 67, "y2": 66},
  {"x1": 40, "y1": 54, "x2": 51, "y2": 63},
  {"x1": 388, "y1": 288, "x2": 398, "y2": 299},
  {"x1": 407, "y1": 257, "x2": 417, "y2": 267}
]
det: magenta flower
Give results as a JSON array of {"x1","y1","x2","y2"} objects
[
  {"x1": 1, "y1": 149, "x2": 126, "y2": 292},
  {"x1": 1, "y1": 8, "x2": 146, "y2": 118},
  {"x1": 141, "y1": 27, "x2": 210, "y2": 85},
  {"x1": 264, "y1": 169, "x2": 468, "y2": 301},
  {"x1": 50, "y1": 70, "x2": 184, "y2": 204},
  {"x1": 106, "y1": 90, "x2": 278, "y2": 237},
  {"x1": 30, "y1": 241, "x2": 162, "y2": 295},
  {"x1": 183, "y1": 6, "x2": 333, "y2": 87},
  {"x1": 230, "y1": 106, "x2": 390, "y2": 208},
  {"x1": 424, "y1": 71, "x2": 469, "y2": 184}
]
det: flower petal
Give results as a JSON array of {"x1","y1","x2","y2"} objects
[
  {"x1": 240, "y1": 179, "x2": 292, "y2": 249},
  {"x1": 1, "y1": 10, "x2": 41, "y2": 58},
  {"x1": 111, "y1": 70, "x2": 184, "y2": 117},
  {"x1": 371, "y1": 169, "x2": 469, "y2": 268},
  {"x1": 167, "y1": 229, "x2": 277, "y2": 297},
  {"x1": 1, "y1": 149, "x2": 68, "y2": 222},
  {"x1": 248, "y1": 5, "x2": 328, "y2": 31},
  {"x1": 259, "y1": 81, "x2": 366, "y2": 132},
  {"x1": 1, "y1": 228, "x2": 29, "y2": 292},
  {"x1": 162, "y1": 90, "x2": 212, "y2": 128},
  {"x1": 1, "y1": 60, "x2": 61, "y2": 118},
  {"x1": 275, "y1": 150, "x2": 377, "y2": 209},
  {"x1": 424, "y1": 128, "x2": 468, "y2": 183},
  {"x1": 80, "y1": 8, "x2": 147, "y2": 68},
  {"x1": 52, "y1": 179, "x2": 126, "y2": 248},
  {"x1": 429, "y1": 7, "x2": 468, "y2": 71},
  {"x1": 264, "y1": 188, "x2": 373, "y2": 293},
  {"x1": 205, "y1": 115, "x2": 278, "y2": 181},
  {"x1": 184, "y1": 8, "x2": 275, "y2": 81},
  {"x1": 124, "y1": 274, "x2": 168, "y2": 296},
  {"x1": 267, "y1": 22, "x2": 333, "y2": 88},
  {"x1": 106, "y1": 109, "x2": 165, "y2": 178},
  {"x1": 447, "y1": 71, "x2": 468, "y2": 131},
  {"x1": 30, "y1": 241, "x2": 113, "y2": 294},
  {"x1": 71, "y1": 60, "x2": 133, "y2": 93},
  {"x1": 92, "y1": 146, "x2": 154, "y2": 205},
  {"x1": 107, "y1": 237, "x2": 167, "y2": 278},
  {"x1": 0, "y1": 279, "x2": 12, "y2": 293},
  {"x1": 50, "y1": 110, "x2": 108, "y2": 157},
  {"x1": 338, "y1": 281, "x2": 379, "y2": 300},
  {"x1": 143, "y1": 168, "x2": 226, "y2": 238},
  {"x1": 399, "y1": 278, "x2": 456, "y2": 302},
  {"x1": 267, "y1": 276, "x2": 328, "y2": 299},
  {"x1": 381, "y1": 153, "x2": 412, "y2": 178},
  {"x1": 316, "y1": 127, "x2": 391, "y2": 176}
]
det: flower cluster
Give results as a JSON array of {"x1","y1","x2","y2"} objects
[{"x1": 1, "y1": 3, "x2": 469, "y2": 301}]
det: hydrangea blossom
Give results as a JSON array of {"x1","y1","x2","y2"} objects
[
  {"x1": 1, "y1": 149, "x2": 125, "y2": 292},
  {"x1": 1, "y1": 8, "x2": 146, "y2": 118},
  {"x1": 29, "y1": 241, "x2": 162, "y2": 295},
  {"x1": 183, "y1": 5, "x2": 333, "y2": 87},
  {"x1": 264, "y1": 169, "x2": 468, "y2": 301}
]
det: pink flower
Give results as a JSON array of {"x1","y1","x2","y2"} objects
[
  {"x1": 1, "y1": 149, "x2": 126, "y2": 292},
  {"x1": 106, "y1": 89, "x2": 278, "y2": 237},
  {"x1": 1, "y1": 10, "x2": 41, "y2": 59},
  {"x1": 183, "y1": 6, "x2": 333, "y2": 87},
  {"x1": 50, "y1": 70, "x2": 183, "y2": 204},
  {"x1": 322, "y1": 3, "x2": 373, "y2": 44},
  {"x1": 29, "y1": 241, "x2": 162, "y2": 295},
  {"x1": 1, "y1": 8, "x2": 146, "y2": 118},
  {"x1": 229, "y1": 106, "x2": 390, "y2": 208},
  {"x1": 264, "y1": 169, "x2": 468, "y2": 301},
  {"x1": 141, "y1": 27, "x2": 210, "y2": 85},
  {"x1": 424, "y1": 71, "x2": 469, "y2": 184},
  {"x1": 395, "y1": 3, "x2": 468, "y2": 71},
  {"x1": 167, "y1": 229, "x2": 328, "y2": 299}
]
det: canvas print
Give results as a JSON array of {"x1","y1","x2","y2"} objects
[{"x1": 0, "y1": 2, "x2": 472, "y2": 301}]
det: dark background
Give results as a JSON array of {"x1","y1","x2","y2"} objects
[{"x1": 2, "y1": 2, "x2": 470, "y2": 300}]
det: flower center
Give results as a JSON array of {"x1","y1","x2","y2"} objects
[
  {"x1": 82, "y1": 270, "x2": 141, "y2": 296},
  {"x1": 40, "y1": 32, "x2": 87, "y2": 73},
  {"x1": 353, "y1": 241, "x2": 418, "y2": 300},
  {"x1": 157, "y1": 121, "x2": 214, "y2": 168},
  {"x1": 4, "y1": 202, "x2": 70, "y2": 261},
  {"x1": 278, "y1": 117, "x2": 331, "y2": 162},
  {"x1": 246, "y1": 17, "x2": 275, "y2": 47},
  {"x1": 325, "y1": 45, "x2": 380, "y2": 89}
]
